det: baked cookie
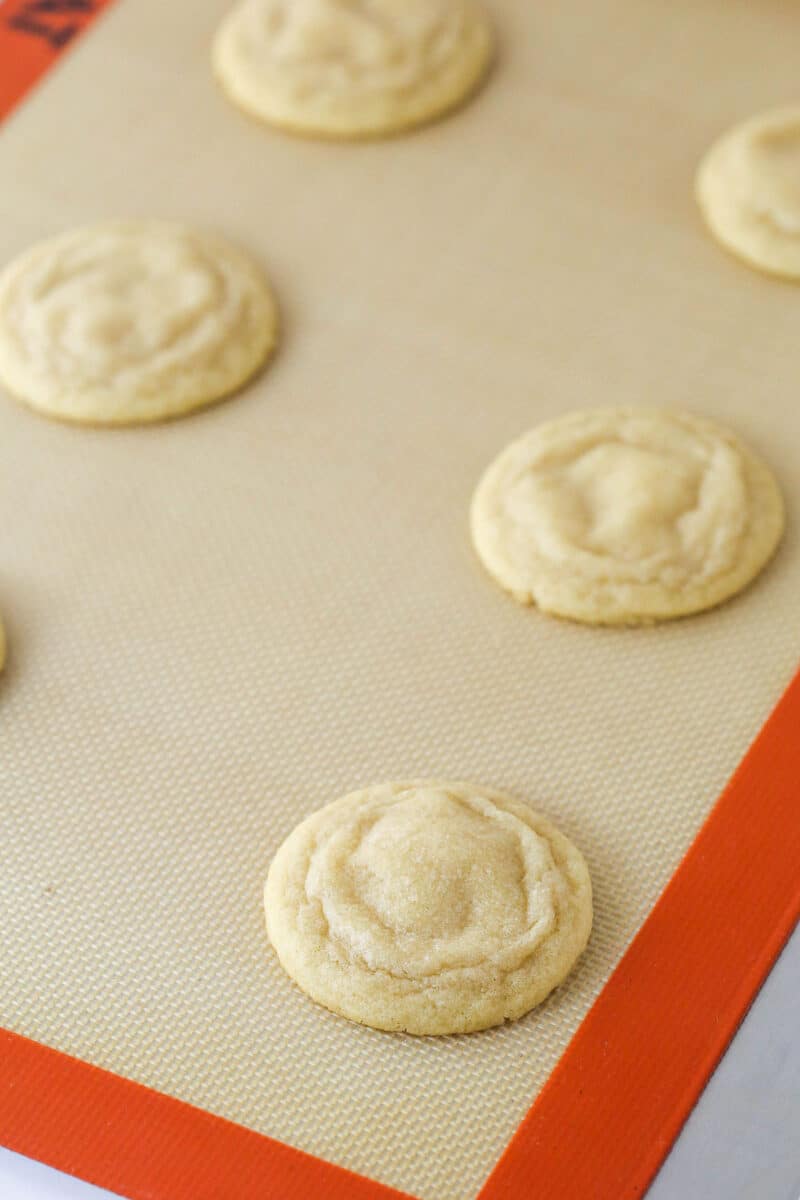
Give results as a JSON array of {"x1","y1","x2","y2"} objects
[
  {"x1": 470, "y1": 408, "x2": 784, "y2": 625},
  {"x1": 265, "y1": 780, "x2": 592, "y2": 1035},
  {"x1": 697, "y1": 107, "x2": 800, "y2": 278},
  {"x1": 0, "y1": 222, "x2": 278, "y2": 426},
  {"x1": 213, "y1": 0, "x2": 493, "y2": 140}
]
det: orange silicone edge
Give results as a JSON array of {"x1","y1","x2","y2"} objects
[
  {"x1": 479, "y1": 664, "x2": 800, "y2": 1200},
  {"x1": 0, "y1": 1028, "x2": 415, "y2": 1200},
  {"x1": 0, "y1": 0, "x2": 116, "y2": 123},
  {"x1": 0, "y1": 667, "x2": 796, "y2": 1200}
]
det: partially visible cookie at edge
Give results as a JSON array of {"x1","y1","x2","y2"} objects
[
  {"x1": 213, "y1": 0, "x2": 494, "y2": 140},
  {"x1": 470, "y1": 407, "x2": 785, "y2": 625},
  {"x1": 0, "y1": 221, "x2": 278, "y2": 426},
  {"x1": 265, "y1": 780, "x2": 592, "y2": 1035},
  {"x1": 697, "y1": 106, "x2": 800, "y2": 278}
]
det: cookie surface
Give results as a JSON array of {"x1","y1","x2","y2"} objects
[
  {"x1": 697, "y1": 107, "x2": 800, "y2": 278},
  {"x1": 471, "y1": 408, "x2": 784, "y2": 625},
  {"x1": 0, "y1": 616, "x2": 5, "y2": 672},
  {"x1": 265, "y1": 780, "x2": 592, "y2": 1035},
  {"x1": 0, "y1": 222, "x2": 278, "y2": 426},
  {"x1": 213, "y1": 0, "x2": 493, "y2": 140}
]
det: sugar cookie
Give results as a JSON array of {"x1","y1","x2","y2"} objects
[
  {"x1": 265, "y1": 781, "x2": 592, "y2": 1035},
  {"x1": 0, "y1": 222, "x2": 278, "y2": 426},
  {"x1": 213, "y1": 0, "x2": 493, "y2": 140},
  {"x1": 697, "y1": 107, "x2": 800, "y2": 278},
  {"x1": 471, "y1": 408, "x2": 784, "y2": 625}
]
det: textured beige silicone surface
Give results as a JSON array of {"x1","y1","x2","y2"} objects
[{"x1": 1, "y1": 2, "x2": 799, "y2": 1198}]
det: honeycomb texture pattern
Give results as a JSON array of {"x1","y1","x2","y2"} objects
[{"x1": 1, "y1": 1, "x2": 799, "y2": 1197}]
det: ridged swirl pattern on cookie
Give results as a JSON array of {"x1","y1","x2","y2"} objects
[
  {"x1": 740, "y1": 113, "x2": 800, "y2": 235},
  {"x1": 506, "y1": 412, "x2": 743, "y2": 585},
  {"x1": 478, "y1": 409, "x2": 765, "y2": 590},
  {"x1": 0, "y1": 223, "x2": 267, "y2": 399},
  {"x1": 305, "y1": 784, "x2": 567, "y2": 980},
  {"x1": 696, "y1": 108, "x2": 800, "y2": 277},
  {"x1": 229, "y1": 0, "x2": 477, "y2": 102}
]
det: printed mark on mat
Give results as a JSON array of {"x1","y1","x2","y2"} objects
[
  {"x1": 0, "y1": 0, "x2": 115, "y2": 123},
  {"x1": 3, "y1": 0, "x2": 95, "y2": 50}
]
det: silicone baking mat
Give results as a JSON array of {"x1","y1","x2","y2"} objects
[{"x1": 0, "y1": 2, "x2": 799, "y2": 1198}]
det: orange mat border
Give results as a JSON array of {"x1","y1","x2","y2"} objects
[
  {"x1": 1, "y1": 18, "x2": 799, "y2": 1200},
  {"x1": 0, "y1": 1027, "x2": 415, "y2": 1200},
  {"x1": 1, "y1": 666, "x2": 797, "y2": 1200},
  {"x1": 479, "y1": 663, "x2": 800, "y2": 1200},
  {"x1": 0, "y1": 0, "x2": 115, "y2": 123}
]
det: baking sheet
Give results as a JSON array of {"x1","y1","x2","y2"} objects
[{"x1": 1, "y1": 1, "x2": 799, "y2": 1197}]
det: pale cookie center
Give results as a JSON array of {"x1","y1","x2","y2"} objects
[
  {"x1": 10, "y1": 233, "x2": 240, "y2": 386},
  {"x1": 504, "y1": 433, "x2": 748, "y2": 585},
  {"x1": 307, "y1": 789, "x2": 559, "y2": 979},
  {"x1": 274, "y1": 0, "x2": 401, "y2": 66},
  {"x1": 55, "y1": 264, "x2": 218, "y2": 364},
  {"x1": 249, "y1": 0, "x2": 463, "y2": 96},
  {"x1": 25, "y1": 243, "x2": 221, "y2": 374},
  {"x1": 743, "y1": 122, "x2": 800, "y2": 234},
  {"x1": 547, "y1": 443, "x2": 701, "y2": 560}
]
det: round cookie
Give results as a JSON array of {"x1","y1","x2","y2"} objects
[
  {"x1": 470, "y1": 408, "x2": 784, "y2": 626},
  {"x1": 265, "y1": 780, "x2": 592, "y2": 1035},
  {"x1": 0, "y1": 222, "x2": 278, "y2": 426},
  {"x1": 697, "y1": 107, "x2": 800, "y2": 278},
  {"x1": 213, "y1": 0, "x2": 493, "y2": 140}
]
